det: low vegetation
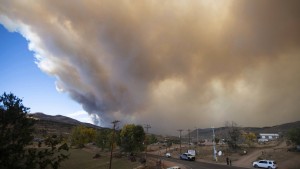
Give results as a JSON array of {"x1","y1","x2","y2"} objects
[{"x1": 287, "y1": 128, "x2": 300, "y2": 145}]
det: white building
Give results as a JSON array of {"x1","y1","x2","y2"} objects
[{"x1": 259, "y1": 133, "x2": 279, "y2": 140}]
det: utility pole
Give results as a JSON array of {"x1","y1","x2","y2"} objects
[
  {"x1": 165, "y1": 137, "x2": 168, "y2": 153},
  {"x1": 196, "y1": 127, "x2": 199, "y2": 145},
  {"x1": 144, "y1": 124, "x2": 151, "y2": 134},
  {"x1": 187, "y1": 129, "x2": 191, "y2": 148},
  {"x1": 177, "y1": 129, "x2": 183, "y2": 154},
  {"x1": 212, "y1": 126, "x2": 216, "y2": 161},
  {"x1": 109, "y1": 120, "x2": 120, "y2": 169},
  {"x1": 195, "y1": 126, "x2": 199, "y2": 155},
  {"x1": 144, "y1": 124, "x2": 151, "y2": 166}
]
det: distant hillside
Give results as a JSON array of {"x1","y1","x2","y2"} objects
[
  {"x1": 32, "y1": 112, "x2": 81, "y2": 125},
  {"x1": 30, "y1": 113, "x2": 300, "y2": 140},
  {"x1": 188, "y1": 121, "x2": 300, "y2": 141},
  {"x1": 30, "y1": 112, "x2": 104, "y2": 136}
]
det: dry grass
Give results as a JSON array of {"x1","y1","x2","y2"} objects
[{"x1": 60, "y1": 148, "x2": 141, "y2": 169}]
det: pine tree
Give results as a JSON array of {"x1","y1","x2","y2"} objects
[
  {"x1": 0, "y1": 92, "x2": 69, "y2": 169},
  {"x1": 0, "y1": 92, "x2": 34, "y2": 169}
]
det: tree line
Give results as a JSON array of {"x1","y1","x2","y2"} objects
[{"x1": 69, "y1": 123, "x2": 158, "y2": 152}]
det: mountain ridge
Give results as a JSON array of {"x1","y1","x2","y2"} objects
[
  {"x1": 31, "y1": 112, "x2": 102, "y2": 130},
  {"x1": 30, "y1": 112, "x2": 300, "y2": 139}
]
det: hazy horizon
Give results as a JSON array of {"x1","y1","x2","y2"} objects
[{"x1": 30, "y1": 111, "x2": 300, "y2": 133}]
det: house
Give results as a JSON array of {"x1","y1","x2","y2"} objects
[{"x1": 258, "y1": 133, "x2": 279, "y2": 142}]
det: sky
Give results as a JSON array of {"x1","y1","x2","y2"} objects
[
  {"x1": 0, "y1": 0, "x2": 300, "y2": 135},
  {"x1": 0, "y1": 25, "x2": 93, "y2": 124}
]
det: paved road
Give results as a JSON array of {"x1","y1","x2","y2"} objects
[{"x1": 148, "y1": 154, "x2": 249, "y2": 169}]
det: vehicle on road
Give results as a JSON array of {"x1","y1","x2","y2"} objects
[
  {"x1": 179, "y1": 153, "x2": 195, "y2": 161},
  {"x1": 252, "y1": 160, "x2": 277, "y2": 169}
]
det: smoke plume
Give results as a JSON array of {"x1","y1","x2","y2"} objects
[{"x1": 1, "y1": 0, "x2": 300, "y2": 134}]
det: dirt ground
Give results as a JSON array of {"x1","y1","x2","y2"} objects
[
  {"x1": 147, "y1": 141, "x2": 300, "y2": 169},
  {"x1": 233, "y1": 141, "x2": 300, "y2": 169}
]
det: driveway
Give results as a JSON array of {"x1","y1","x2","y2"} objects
[{"x1": 234, "y1": 141, "x2": 286, "y2": 168}]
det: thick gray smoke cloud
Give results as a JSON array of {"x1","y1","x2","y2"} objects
[{"x1": 1, "y1": 0, "x2": 300, "y2": 134}]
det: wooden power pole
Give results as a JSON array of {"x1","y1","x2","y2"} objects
[
  {"x1": 177, "y1": 129, "x2": 183, "y2": 154},
  {"x1": 144, "y1": 124, "x2": 151, "y2": 166},
  {"x1": 109, "y1": 120, "x2": 120, "y2": 169}
]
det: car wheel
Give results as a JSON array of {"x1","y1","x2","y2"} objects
[
  {"x1": 268, "y1": 167, "x2": 272, "y2": 169},
  {"x1": 254, "y1": 164, "x2": 258, "y2": 168}
]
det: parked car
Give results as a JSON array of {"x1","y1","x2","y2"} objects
[
  {"x1": 166, "y1": 166, "x2": 180, "y2": 169},
  {"x1": 179, "y1": 153, "x2": 195, "y2": 161},
  {"x1": 252, "y1": 160, "x2": 277, "y2": 169},
  {"x1": 166, "y1": 152, "x2": 171, "y2": 158}
]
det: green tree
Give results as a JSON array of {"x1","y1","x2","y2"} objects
[
  {"x1": 95, "y1": 129, "x2": 110, "y2": 150},
  {"x1": 120, "y1": 124, "x2": 145, "y2": 153},
  {"x1": 215, "y1": 137, "x2": 220, "y2": 144},
  {"x1": 287, "y1": 128, "x2": 300, "y2": 145},
  {"x1": 70, "y1": 125, "x2": 96, "y2": 148},
  {"x1": 225, "y1": 121, "x2": 241, "y2": 150},
  {"x1": 0, "y1": 92, "x2": 69, "y2": 169},
  {"x1": 95, "y1": 128, "x2": 120, "y2": 151},
  {"x1": 145, "y1": 134, "x2": 158, "y2": 144},
  {"x1": 243, "y1": 132, "x2": 256, "y2": 147},
  {"x1": 26, "y1": 135, "x2": 69, "y2": 169},
  {"x1": 0, "y1": 92, "x2": 33, "y2": 168}
]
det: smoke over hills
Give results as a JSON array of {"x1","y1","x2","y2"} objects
[{"x1": 1, "y1": 1, "x2": 300, "y2": 134}]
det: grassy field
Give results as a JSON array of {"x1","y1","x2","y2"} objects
[{"x1": 60, "y1": 149, "x2": 141, "y2": 169}]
